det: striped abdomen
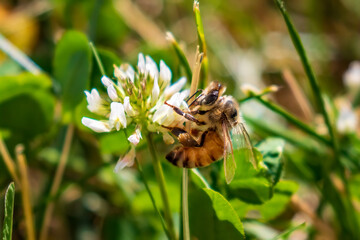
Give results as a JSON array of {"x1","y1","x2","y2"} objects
[{"x1": 166, "y1": 131, "x2": 224, "y2": 168}]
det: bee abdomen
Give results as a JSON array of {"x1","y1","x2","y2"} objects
[{"x1": 166, "y1": 145, "x2": 222, "y2": 168}]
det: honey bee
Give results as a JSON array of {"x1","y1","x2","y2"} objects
[{"x1": 163, "y1": 81, "x2": 257, "y2": 183}]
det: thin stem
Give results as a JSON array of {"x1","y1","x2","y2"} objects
[
  {"x1": 255, "y1": 97, "x2": 331, "y2": 146},
  {"x1": 274, "y1": 0, "x2": 340, "y2": 164},
  {"x1": 0, "y1": 34, "x2": 42, "y2": 74},
  {"x1": 0, "y1": 137, "x2": 21, "y2": 187},
  {"x1": 135, "y1": 157, "x2": 170, "y2": 238},
  {"x1": 180, "y1": 48, "x2": 203, "y2": 240},
  {"x1": 182, "y1": 169, "x2": 190, "y2": 240},
  {"x1": 239, "y1": 91, "x2": 277, "y2": 104},
  {"x1": 40, "y1": 124, "x2": 74, "y2": 240},
  {"x1": 291, "y1": 195, "x2": 335, "y2": 240},
  {"x1": 166, "y1": 32, "x2": 192, "y2": 82},
  {"x1": 193, "y1": 0, "x2": 208, "y2": 87},
  {"x1": 146, "y1": 133, "x2": 176, "y2": 240},
  {"x1": 89, "y1": 42, "x2": 106, "y2": 76},
  {"x1": 15, "y1": 145, "x2": 36, "y2": 240}
]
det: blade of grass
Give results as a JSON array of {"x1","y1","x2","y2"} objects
[
  {"x1": 89, "y1": 42, "x2": 106, "y2": 76},
  {"x1": 134, "y1": 157, "x2": 170, "y2": 239},
  {"x1": 0, "y1": 34, "x2": 60, "y2": 94},
  {"x1": 15, "y1": 145, "x2": 35, "y2": 240},
  {"x1": 193, "y1": 0, "x2": 208, "y2": 87},
  {"x1": 274, "y1": 0, "x2": 338, "y2": 157},
  {"x1": 2, "y1": 182, "x2": 15, "y2": 240},
  {"x1": 0, "y1": 137, "x2": 21, "y2": 187},
  {"x1": 166, "y1": 32, "x2": 192, "y2": 82},
  {"x1": 274, "y1": 0, "x2": 359, "y2": 236},
  {"x1": 40, "y1": 124, "x2": 74, "y2": 240},
  {"x1": 255, "y1": 97, "x2": 331, "y2": 146},
  {"x1": 181, "y1": 48, "x2": 203, "y2": 240},
  {"x1": 0, "y1": 34, "x2": 42, "y2": 74},
  {"x1": 146, "y1": 133, "x2": 176, "y2": 240}
]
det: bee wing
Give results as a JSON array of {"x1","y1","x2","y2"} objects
[
  {"x1": 231, "y1": 122, "x2": 257, "y2": 170},
  {"x1": 222, "y1": 122, "x2": 236, "y2": 184}
]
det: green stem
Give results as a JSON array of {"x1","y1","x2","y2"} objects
[
  {"x1": 255, "y1": 97, "x2": 330, "y2": 146},
  {"x1": 166, "y1": 32, "x2": 192, "y2": 82},
  {"x1": 239, "y1": 91, "x2": 277, "y2": 104},
  {"x1": 182, "y1": 169, "x2": 190, "y2": 240},
  {"x1": 252, "y1": 97, "x2": 359, "y2": 166},
  {"x1": 274, "y1": 1, "x2": 358, "y2": 236},
  {"x1": 193, "y1": 0, "x2": 208, "y2": 87},
  {"x1": 0, "y1": 34, "x2": 42, "y2": 75},
  {"x1": 89, "y1": 42, "x2": 106, "y2": 76},
  {"x1": 274, "y1": 0, "x2": 340, "y2": 163},
  {"x1": 135, "y1": 157, "x2": 170, "y2": 238},
  {"x1": 146, "y1": 133, "x2": 176, "y2": 240}
]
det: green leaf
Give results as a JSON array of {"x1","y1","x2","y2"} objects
[
  {"x1": 54, "y1": 30, "x2": 92, "y2": 120},
  {"x1": 226, "y1": 138, "x2": 285, "y2": 204},
  {"x1": 256, "y1": 138, "x2": 285, "y2": 185},
  {"x1": 2, "y1": 182, "x2": 15, "y2": 240},
  {"x1": 0, "y1": 73, "x2": 55, "y2": 141},
  {"x1": 231, "y1": 180, "x2": 298, "y2": 221},
  {"x1": 190, "y1": 169, "x2": 210, "y2": 189},
  {"x1": 229, "y1": 177, "x2": 272, "y2": 204},
  {"x1": 271, "y1": 222, "x2": 306, "y2": 240},
  {"x1": 189, "y1": 187, "x2": 245, "y2": 240}
]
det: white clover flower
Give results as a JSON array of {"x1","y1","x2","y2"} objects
[
  {"x1": 81, "y1": 117, "x2": 111, "y2": 133},
  {"x1": 101, "y1": 76, "x2": 113, "y2": 87},
  {"x1": 84, "y1": 89, "x2": 108, "y2": 115},
  {"x1": 109, "y1": 102, "x2": 127, "y2": 130},
  {"x1": 128, "y1": 129, "x2": 142, "y2": 146},
  {"x1": 343, "y1": 61, "x2": 360, "y2": 90},
  {"x1": 82, "y1": 53, "x2": 189, "y2": 171},
  {"x1": 336, "y1": 101, "x2": 358, "y2": 134},
  {"x1": 114, "y1": 146, "x2": 136, "y2": 172}
]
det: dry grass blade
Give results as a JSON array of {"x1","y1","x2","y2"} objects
[{"x1": 15, "y1": 145, "x2": 35, "y2": 240}]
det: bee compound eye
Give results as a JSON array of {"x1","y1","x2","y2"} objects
[
  {"x1": 203, "y1": 91, "x2": 218, "y2": 105},
  {"x1": 230, "y1": 109, "x2": 238, "y2": 119}
]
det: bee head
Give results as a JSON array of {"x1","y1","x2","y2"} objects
[{"x1": 200, "y1": 82, "x2": 226, "y2": 106}]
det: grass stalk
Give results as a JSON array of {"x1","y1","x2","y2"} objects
[
  {"x1": 15, "y1": 145, "x2": 36, "y2": 240},
  {"x1": 182, "y1": 169, "x2": 190, "y2": 240},
  {"x1": 146, "y1": 133, "x2": 176, "y2": 240},
  {"x1": 0, "y1": 137, "x2": 21, "y2": 187},
  {"x1": 181, "y1": 47, "x2": 203, "y2": 240},
  {"x1": 40, "y1": 124, "x2": 74, "y2": 240},
  {"x1": 255, "y1": 97, "x2": 330, "y2": 146},
  {"x1": 166, "y1": 32, "x2": 192, "y2": 82},
  {"x1": 193, "y1": 0, "x2": 208, "y2": 87},
  {"x1": 275, "y1": 0, "x2": 358, "y2": 236},
  {"x1": 274, "y1": 0, "x2": 339, "y2": 158},
  {"x1": 135, "y1": 157, "x2": 170, "y2": 238},
  {"x1": 0, "y1": 34, "x2": 42, "y2": 75},
  {"x1": 89, "y1": 42, "x2": 106, "y2": 76}
]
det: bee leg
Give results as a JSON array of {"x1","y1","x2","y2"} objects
[
  {"x1": 161, "y1": 125, "x2": 205, "y2": 147},
  {"x1": 164, "y1": 102, "x2": 206, "y2": 125}
]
